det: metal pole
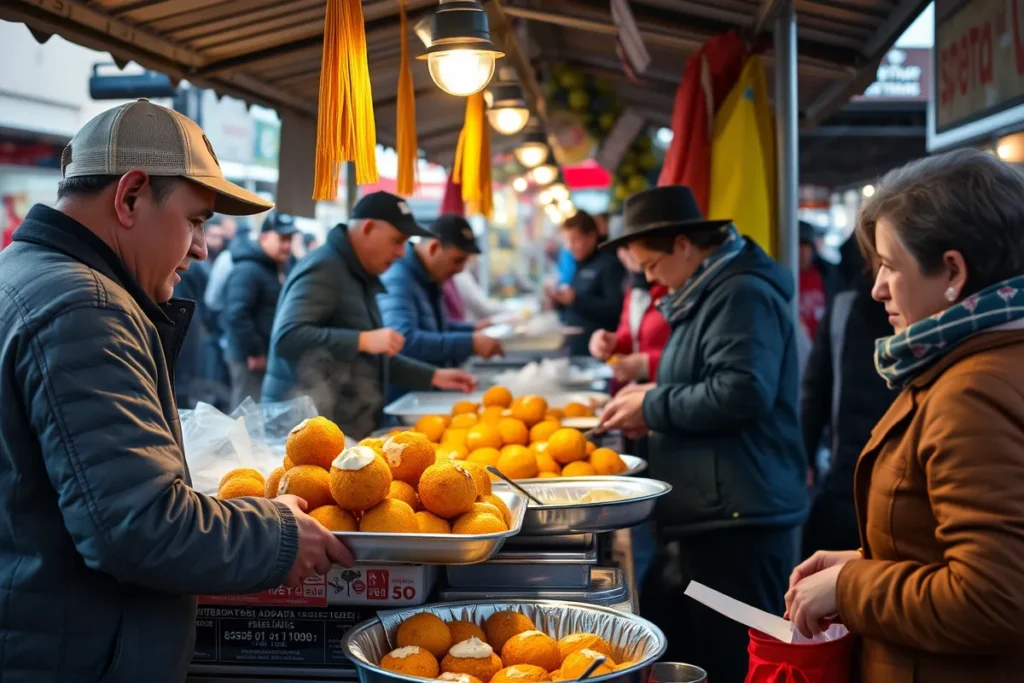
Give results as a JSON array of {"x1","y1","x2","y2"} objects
[
  {"x1": 774, "y1": 0, "x2": 800, "y2": 324},
  {"x1": 344, "y1": 160, "x2": 358, "y2": 219}
]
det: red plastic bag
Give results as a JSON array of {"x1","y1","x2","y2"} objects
[{"x1": 744, "y1": 626, "x2": 854, "y2": 683}]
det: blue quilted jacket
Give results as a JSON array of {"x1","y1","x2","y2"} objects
[{"x1": 378, "y1": 244, "x2": 474, "y2": 401}]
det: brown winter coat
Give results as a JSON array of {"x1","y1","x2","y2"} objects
[{"x1": 835, "y1": 330, "x2": 1024, "y2": 683}]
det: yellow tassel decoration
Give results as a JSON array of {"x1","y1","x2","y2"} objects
[
  {"x1": 313, "y1": 0, "x2": 379, "y2": 201},
  {"x1": 395, "y1": 0, "x2": 418, "y2": 196},
  {"x1": 452, "y1": 92, "x2": 493, "y2": 218}
]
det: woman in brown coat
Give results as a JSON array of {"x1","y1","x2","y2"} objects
[{"x1": 785, "y1": 148, "x2": 1024, "y2": 683}]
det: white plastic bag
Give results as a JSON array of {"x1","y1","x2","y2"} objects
[{"x1": 180, "y1": 396, "x2": 325, "y2": 495}]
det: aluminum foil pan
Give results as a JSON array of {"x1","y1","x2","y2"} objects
[
  {"x1": 342, "y1": 600, "x2": 667, "y2": 683},
  {"x1": 504, "y1": 477, "x2": 670, "y2": 536},
  {"x1": 383, "y1": 391, "x2": 612, "y2": 425},
  {"x1": 333, "y1": 491, "x2": 526, "y2": 565}
]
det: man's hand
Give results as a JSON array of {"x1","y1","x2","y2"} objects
[
  {"x1": 472, "y1": 334, "x2": 504, "y2": 359},
  {"x1": 247, "y1": 355, "x2": 267, "y2": 372},
  {"x1": 359, "y1": 328, "x2": 405, "y2": 355},
  {"x1": 275, "y1": 495, "x2": 354, "y2": 587},
  {"x1": 611, "y1": 353, "x2": 647, "y2": 383},
  {"x1": 554, "y1": 285, "x2": 575, "y2": 306},
  {"x1": 600, "y1": 386, "x2": 651, "y2": 434},
  {"x1": 589, "y1": 329, "x2": 618, "y2": 360},
  {"x1": 433, "y1": 368, "x2": 477, "y2": 392}
]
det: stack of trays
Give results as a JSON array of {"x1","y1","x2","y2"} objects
[{"x1": 436, "y1": 477, "x2": 672, "y2": 614}]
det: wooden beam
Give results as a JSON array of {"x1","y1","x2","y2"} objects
[{"x1": 484, "y1": 0, "x2": 549, "y2": 123}]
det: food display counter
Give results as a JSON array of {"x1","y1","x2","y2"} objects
[{"x1": 188, "y1": 362, "x2": 662, "y2": 683}]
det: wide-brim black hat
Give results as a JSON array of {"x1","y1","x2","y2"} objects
[{"x1": 600, "y1": 185, "x2": 732, "y2": 252}]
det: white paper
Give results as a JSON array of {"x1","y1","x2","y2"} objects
[{"x1": 683, "y1": 580, "x2": 796, "y2": 643}]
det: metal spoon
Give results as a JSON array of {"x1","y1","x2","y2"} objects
[
  {"x1": 486, "y1": 466, "x2": 544, "y2": 506},
  {"x1": 576, "y1": 656, "x2": 608, "y2": 681}
]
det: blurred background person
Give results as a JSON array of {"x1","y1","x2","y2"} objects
[
  {"x1": 378, "y1": 215, "x2": 503, "y2": 402},
  {"x1": 222, "y1": 211, "x2": 296, "y2": 408},
  {"x1": 450, "y1": 263, "x2": 504, "y2": 324},
  {"x1": 800, "y1": 236, "x2": 895, "y2": 558},
  {"x1": 262, "y1": 192, "x2": 475, "y2": 438},
  {"x1": 546, "y1": 210, "x2": 626, "y2": 356}
]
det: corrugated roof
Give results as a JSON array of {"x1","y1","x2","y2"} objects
[{"x1": 0, "y1": 0, "x2": 929, "y2": 165}]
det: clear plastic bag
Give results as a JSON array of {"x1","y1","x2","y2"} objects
[{"x1": 180, "y1": 396, "x2": 333, "y2": 495}]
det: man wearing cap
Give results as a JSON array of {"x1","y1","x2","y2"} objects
[
  {"x1": 598, "y1": 186, "x2": 807, "y2": 683},
  {"x1": 378, "y1": 214, "x2": 503, "y2": 402},
  {"x1": 0, "y1": 101, "x2": 351, "y2": 682},
  {"x1": 221, "y1": 211, "x2": 297, "y2": 408},
  {"x1": 263, "y1": 193, "x2": 477, "y2": 438}
]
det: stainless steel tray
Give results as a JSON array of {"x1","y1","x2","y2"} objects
[
  {"x1": 504, "y1": 532, "x2": 595, "y2": 548},
  {"x1": 342, "y1": 600, "x2": 666, "y2": 683},
  {"x1": 444, "y1": 544, "x2": 597, "y2": 589},
  {"x1": 438, "y1": 567, "x2": 629, "y2": 607},
  {"x1": 382, "y1": 390, "x2": 611, "y2": 424},
  {"x1": 506, "y1": 477, "x2": 671, "y2": 536},
  {"x1": 332, "y1": 490, "x2": 526, "y2": 565}
]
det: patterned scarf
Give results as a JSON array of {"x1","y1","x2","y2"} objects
[
  {"x1": 875, "y1": 274, "x2": 1024, "y2": 388},
  {"x1": 659, "y1": 225, "x2": 745, "y2": 325}
]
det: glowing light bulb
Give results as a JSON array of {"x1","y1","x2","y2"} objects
[
  {"x1": 428, "y1": 49, "x2": 496, "y2": 96},
  {"x1": 515, "y1": 142, "x2": 549, "y2": 169},
  {"x1": 559, "y1": 199, "x2": 575, "y2": 215},
  {"x1": 861, "y1": 185, "x2": 875, "y2": 198},
  {"x1": 538, "y1": 189, "x2": 553, "y2": 205},
  {"x1": 531, "y1": 164, "x2": 558, "y2": 186},
  {"x1": 487, "y1": 107, "x2": 530, "y2": 135},
  {"x1": 548, "y1": 183, "x2": 569, "y2": 202},
  {"x1": 512, "y1": 176, "x2": 528, "y2": 193}
]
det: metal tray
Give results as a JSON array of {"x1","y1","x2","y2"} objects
[
  {"x1": 332, "y1": 490, "x2": 526, "y2": 565},
  {"x1": 438, "y1": 568, "x2": 629, "y2": 608},
  {"x1": 504, "y1": 532, "x2": 595, "y2": 548},
  {"x1": 505, "y1": 477, "x2": 671, "y2": 536},
  {"x1": 342, "y1": 600, "x2": 667, "y2": 683},
  {"x1": 383, "y1": 390, "x2": 611, "y2": 424},
  {"x1": 444, "y1": 543, "x2": 597, "y2": 589}
]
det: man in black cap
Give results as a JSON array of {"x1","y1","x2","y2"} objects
[
  {"x1": 262, "y1": 192, "x2": 477, "y2": 438},
  {"x1": 221, "y1": 211, "x2": 297, "y2": 408},
  {"x1": 378, "y1": 214, "x2": 504, "y2": 403},
  {"x1": 598, "y1": 185, "x2": 807, "y2": 683}
]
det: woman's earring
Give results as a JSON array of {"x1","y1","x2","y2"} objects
[{"x1": 945, "y1": 287, "x2": 957, "y2": 302}]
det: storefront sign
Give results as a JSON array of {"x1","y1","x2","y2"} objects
[
  {"x1": 855, "y1": 48, "x2": 931, "y2": 101},
  {"x1": 200, "y1": 90, "x2": 254, "y2": 165},
  {"x1": 252, "y1": 118, "x2": 280, "y2": 168},
  {"x1": 935, "y1": 0, "x2": 1024, "y2": 131}
]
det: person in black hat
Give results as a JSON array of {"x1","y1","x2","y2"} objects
[
  {"x1": 798, "y1": 220, "x2": 843, "y2": 343},
  {"x1": 545, "y1": 209, "x2": 626, "y2": 356},
  {"x1": 598, "y1": 185, "x2": 808, "y2": 683},
  {"x1": 262, "y1": 192, "x2": 477, "y2": 438},
  {"x1": 378, "y1": 214, "x2": 503, "y2": 403},
  {"x1": 221, "y1": 211, "x2": 297, "y2": 408}
]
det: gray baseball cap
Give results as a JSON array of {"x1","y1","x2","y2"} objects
[{"x1": 60, "y1": 99, "x2": 274, "y2": 217}]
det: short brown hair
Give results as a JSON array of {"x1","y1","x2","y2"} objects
[
  {"x1": 856, "y1": 149, "x2": 1024, "y2": 296},
  {"x1": 562, "y1": 210, "x2": 598, "y2": 236}
]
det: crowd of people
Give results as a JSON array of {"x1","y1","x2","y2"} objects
[{"x1": 4, "y1": 101, "x2": 1024, "y2": 683}]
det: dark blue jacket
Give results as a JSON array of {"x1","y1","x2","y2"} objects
[
  {"x1": 559, "y1": 249, "x2": 626, "y2": 356},
  {"x1": 379, "y1": 244, "x2": 475, "y2": 400},
  {"x1": 262, "y1": 225, "x2": 435, "y2": 439},
  {"x1": 173, "y1": 260, "x2": 210, "y2": 407},
  {"x1": 641, "y1": 239, "x2": 808, "y2": 535},
  {"x1": 0, "y1": 206, "x2": 298, "y2": 682},
  {"x1": 221, "y1": 239, "x2": 283, "y2": 363}
]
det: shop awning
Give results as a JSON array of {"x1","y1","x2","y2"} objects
[{"x1": 1, "y1": 0, "x2": 929, "y2": 166}]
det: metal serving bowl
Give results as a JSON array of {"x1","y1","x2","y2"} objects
[{"x1": 342, "y1": 600, "x2": 668, "y2": 683}]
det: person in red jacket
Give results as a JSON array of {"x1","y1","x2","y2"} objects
[{"x1": 588, "y1": 246, "x2": 671, "y2": 385}]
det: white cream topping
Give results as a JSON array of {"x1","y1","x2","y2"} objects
[
  {"x1": 383, "y1": 438, "x2": 408, "y2": 467},
  {"x1": 388, "y1": 646, "x2": 422, "y2": 659},
  {"x1": 580, "y1": 649, "x2": 604, "y2": 660},
  {"x1": 290, "y1": 419, "x2": 309, "y2": 434},
  {"x1": 438, "y1": 674, "x2": 474, "y2": 683},
  {"x1": 332, "y1": 445, "x2": 376, "y2": 471},
  {"x1": 506, "y1": 668, "x2": 536, "y2": 679},
  {"x1": 449, "y1": 637, "x2": 493, "y2": 659}
]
